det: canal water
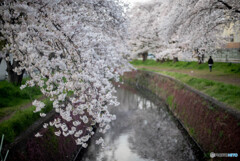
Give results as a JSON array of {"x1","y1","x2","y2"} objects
[{"x1": 79, "y1": 86, "x2": 202, "y2": 161}]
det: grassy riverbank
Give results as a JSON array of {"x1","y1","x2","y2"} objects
[
  {"x1": 0, "y1": 99, "x2": 53, "y2": 143},
  {"x1": 0, "y1": 80, "x2": 53, "y2": 143},
  {"x1": 0, "y1": 80, "x2": 42, "y2": 120},
  {"x1": 131, "y1": 60, "x2": 240, "y2": 74},
  {"x1": 130, "y1": 60, "x2": 240, "y2": 110}
]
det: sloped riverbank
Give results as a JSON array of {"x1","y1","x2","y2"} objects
[
  {"x1": 3, "y1": 111, "x2": 92, "y2": 161},
  {"x1": 123, "y1": 70, "x2": 240, "y2": 160}
]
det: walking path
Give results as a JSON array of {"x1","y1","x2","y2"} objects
[
  {"x1": 0, "y1": 96, "x2": 46, "y2": 123},
  {"x1": 136, "y1": 66, "x2": 240, "y2": 86}
]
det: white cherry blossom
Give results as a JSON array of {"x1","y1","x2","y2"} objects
[{"x1": 0, "y1": 0, "x2": 131, "y2": 147}]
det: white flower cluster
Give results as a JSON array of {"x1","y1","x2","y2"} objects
[
  {"x1": 0, "y1": 0, "x2": 132, "y2": 147},
  {"x1": 32, "y1": 100, "x2": 45, "y2": 113},
  {"x1": 96, "y1": 137, "x2": 104, "y2": 145}
]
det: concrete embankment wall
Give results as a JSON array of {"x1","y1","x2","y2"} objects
[{"x1": 123, "y1": 70, "x2": 240, "y2": 156}]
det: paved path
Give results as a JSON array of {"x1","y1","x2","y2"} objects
[{"x1": 136, "y1": 66, "x2": 240, "y2": 86}]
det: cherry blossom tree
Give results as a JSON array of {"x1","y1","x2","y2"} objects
[
  {"x1": 0, "y1": 0, "x2": 130, "y2": 147},
  {"x1": 128, "y1": 0, "x2": 162, "y2": 60},
  {"x1": 128, "y1": 0, "x2": 240, "y2": 61}
]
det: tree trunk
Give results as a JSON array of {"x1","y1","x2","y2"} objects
[
  {"x1": 6, "y1": 59, "x2": 25, "y2": 86},
  {"x1": 142, "y1": 52, "x2": 148, "y2": 61},
  {"x1": 0, "y1": 58, "x2": 2, "y2": 64},
  {"x1": 173, "y1": 57, "x2": 178, "y2": 63},
  {"x1": 202, "y1": 54, "x2": 204, "y2": 63},
  {"x1": 198, "y1": 56, "x2": 202, "y2": 64},
  {"x1": 161, "y1": 58, "x2": 165, "y2": 63}
]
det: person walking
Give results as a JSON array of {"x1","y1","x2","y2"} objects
[{"x1": 208, "y1": 56, "x2": 214, "y2": 72}]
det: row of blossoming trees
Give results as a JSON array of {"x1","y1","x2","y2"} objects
[
  {"x1": 0, "y1": 0, "x2": 131, "y2": 147},
  {"x1": 128, "y1": 0, "x2": 240, "y2": 61}
]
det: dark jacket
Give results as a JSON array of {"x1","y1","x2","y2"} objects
[{"x1": 208, "y1": 58, "x2": 214, "y2": 64}]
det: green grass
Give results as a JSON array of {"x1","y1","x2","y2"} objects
[
  {"x1": 130, "y1": 60, "x2": 240, "y2": 75},
  {"x1": 167, "y1": 95, "x2": 174, "y2": 108},
  {"x1": 130, "y1": 60, "x2": 240, "y2": 110},
  {"x1": 0, "y1": 80, "x2": 53, "y2": 144},
  {"x1": 219, "y1": 131, "x2": 224, "y2": 138},
  {"x1": 148, "y1": 70, "x2": 240, "y2": 110},
  {"x1": 0, "y1": 99, "x2": 53, "y2": 143},
  {"x1": 45, "y1": 127, "x2": 59, "y2": 153},
  {"x1": 189, "y1": 127, "x2": 196, "y2": 137},
  {"x1": 0, "y1": 80, "x2": 42, "y2": 119},
  {"x1": 0, "y1": 80, "x2": 41, "y2": 108}
]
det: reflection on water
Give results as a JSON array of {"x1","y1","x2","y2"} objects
[{"x1": 80, "y1": 87, "x2": 198, "y2": 161}]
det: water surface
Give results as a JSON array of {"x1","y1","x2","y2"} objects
[{"x1": 80, "y1": 87, "x2": 199, "y2": 161}]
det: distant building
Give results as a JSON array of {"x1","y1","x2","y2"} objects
[
  {"x1": 214, "y1": 21, "x2": 240, "y2": 63},
  {"x1": 222, "y1": 22, "x2": 240, "y2": 43}
]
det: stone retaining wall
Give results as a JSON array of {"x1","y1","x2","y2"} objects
[{"x1": 123, "y1": 70, "x2": 240, "y2": 158}]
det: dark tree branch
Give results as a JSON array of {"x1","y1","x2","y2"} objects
[{"x1": 217, "y1": 0, "x2": 240, "y2": 13}]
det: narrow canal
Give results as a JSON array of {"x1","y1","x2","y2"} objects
[{"x1": 79, "y1": 86, "x2": 202, "y2": 161}]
